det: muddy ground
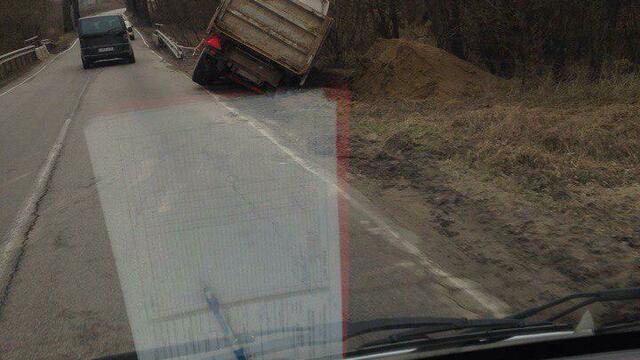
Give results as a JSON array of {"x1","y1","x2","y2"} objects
[{"x1": 348, "y1": 125, "x2": 639, "y2": 312}]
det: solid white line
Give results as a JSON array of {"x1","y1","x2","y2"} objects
[
  {"x1": 134, "y1": 28, "x2": 150, "y2": 48},
  {"x1": 0, "y1": 39, "x2": 78, "y2": 98},
  {"x1": 173, "y1": 51, "x2": 509, "y2": 315},
  {"x1": 0, "y1": 119, "x2": 71, "y2": 303},
  {"x1": 203, "y1": 89, "x2": 510, "y2": 317},
  {"x1": 0, "y1": 75, "x2": 90, "y2": 306},
  {"x1": 134, "y1": 28, "x2": 163, "y2": 60}
]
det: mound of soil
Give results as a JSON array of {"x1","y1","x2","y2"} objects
[{"x1": 352, "y1": 39, "x2": 497, "y2": 102}]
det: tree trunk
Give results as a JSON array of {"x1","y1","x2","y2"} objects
[
  {"x1": 449, "y1": 0, "x2": 465, "y2": 59},
  {"x1": 551, "y1": 43, "x2": 567, "y2": 82},
  {"x1": 62, "y1": 0, "x2": 74, "y2": 33},
  {"x1": 430, "y1": 0, "x2": 465, "y2": 59},
  {"x1": 389, "y1": 1, "x2": 400, "y2": 38},
  {"x1": 138, "y1": 0, "x2": 152, "y2": 25},
  {"x1": 590, "y1": 0, "x2": 621, "y2": 81},
  {"x1": 126, "y1": 0, "x2": 138, "y2": 14},
  {"x1": 71, "y1": 0, "x2": 80, "y2": 28}
]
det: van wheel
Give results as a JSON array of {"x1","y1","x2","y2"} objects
[
  {"x1": 192, "y1": 50, "x2": 215, "y2": 86},
  {"x1": 82, "y1": 58, "x2": 92, "y2": 69}
]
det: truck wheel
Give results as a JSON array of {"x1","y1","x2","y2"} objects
[{"x1": 192, "y1": 50, "x2": 215, "y2": 86}]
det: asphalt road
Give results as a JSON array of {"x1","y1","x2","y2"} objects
[{"x1": 0, "y1": 19, "x2": 505, "y2": 359}]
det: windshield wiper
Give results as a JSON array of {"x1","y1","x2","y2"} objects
[
  {"x1": 96, "y1": 287, "x2": 640, "y2": 360},
  {"x1": 358, "y1": 287, "x2": 640, "y2": 350},
  {"x1": 346, "y1": 317, "x2": 528, "y2": 340},
  {"x1": 96, "y1": 317, "x2": 525, "y2": 360},
  {"x1": 357, "y1": 318, "x2": 562, "y2": 349},
  {"x1": 509, "y1": 287, "x2": 640, "y2": 322}
]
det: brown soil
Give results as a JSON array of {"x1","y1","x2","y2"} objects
[
  {"x1": 346, "y1": 38, "x2": 640, "y2": 317},
  {"x1": 348, "y1": 125, "x2": 640, "y2": 315},
  {"x1": 351, "y1": 39, "x2": 498, "y2": 103}
]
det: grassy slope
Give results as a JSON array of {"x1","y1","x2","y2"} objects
[{"x1": 348, "y1": 46, "x2": 640, "y2": 310}]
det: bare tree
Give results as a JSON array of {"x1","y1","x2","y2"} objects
[
  {"x1": 62, "y1": 0, "x2": 74, "y2": 32},
  {"x1": 71, "y1": 0, "x2": 80, "y2": 26},
  {"x1": 589, "y1": 0, "x2": 622, "y2": 80}
]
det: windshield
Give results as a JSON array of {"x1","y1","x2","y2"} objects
[
  {"x1": 79, "y1": 15, "x2": 124, "y2": 36},
  {"x1": 1, "y1": 1, "x2": 639, "y2": 360}
]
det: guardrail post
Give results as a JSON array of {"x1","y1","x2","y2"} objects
[{"x1": 152, "y1": 33, "x2": 161, "y2": 48}]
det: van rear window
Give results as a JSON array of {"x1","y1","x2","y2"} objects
[{"x1": 79, "y1": 16, "x2": 124, "y2": 36}]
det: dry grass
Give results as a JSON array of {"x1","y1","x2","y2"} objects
[
  {"x1": 349, "y1": 68, "x2": 640, "y2": 299},
  {"x1": 352, "y1": 69, "x2": 640, "y2": 196},
  {"x1": 500, "y1": 63, "x2": 640, "y2": 106}
]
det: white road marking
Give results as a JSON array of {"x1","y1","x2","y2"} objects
[
  {"x1": 204, "y1": 90, "x2": 510, "y2": 317},
  {"x1": 174, "y1": 52, "x2": 511, "y2": 316},
  {"x1": 0, "y1": 75, "x2": 91, "y2": 306},
  {"x1": 134, "y1": 28, "x2": 150, "y2": 48},
  {"x1": 134, "y1": 28, "x2": 163, "y2": 60},
  {"x1": 0, "y1": 39, "x2": 79, "y2": 98}
]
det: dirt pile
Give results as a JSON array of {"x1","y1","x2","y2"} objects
[{"x1": 352, "y1": 39, "x2": 497, "y2": 102}]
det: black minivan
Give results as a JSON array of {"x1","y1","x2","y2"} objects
[{"x1": 78, "y1": 15, "x2": 135, "y2": 69}]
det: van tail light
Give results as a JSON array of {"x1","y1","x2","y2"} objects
[{"x1": 206, "y1": 34, "x2": 222, "y2": 50}]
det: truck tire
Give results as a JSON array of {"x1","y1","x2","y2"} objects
[{"x1": 192, "y1": 50, "x2": 215, "y2": 86}]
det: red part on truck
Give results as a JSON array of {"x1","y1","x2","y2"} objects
[{"x1": 206, "y1": 34, "x2": 222, "y2": 51}]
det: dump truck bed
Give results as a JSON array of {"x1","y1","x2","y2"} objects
[{"x1": 212, "y1": 0, "x2": 332, "y2": 76}]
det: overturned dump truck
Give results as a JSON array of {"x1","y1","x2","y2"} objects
[{"x1": 192, "y1": 0, "x2": 333, "y2": 91}]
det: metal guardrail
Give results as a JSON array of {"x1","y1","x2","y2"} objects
[
  {"x1": 153, "y1": 29, "x2": 184, "y2": 59},
  {"x1": 0, "y1": 46, "x2": 38, "y2": 80},
  {"x1": 0, "y1": 46, "x2": 36, "y2": 65},
  {"x1": 24, "y1": 36, "x2": 39, "y2": 44}
]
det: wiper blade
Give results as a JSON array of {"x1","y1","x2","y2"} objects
[
  {"x1": 96, "y1": 288, "x2": 640, "y2": 360},
  {"x1": 595, "y1": 314, "x2": 640, "y2": 334},
  {"x1": 360, "y1": 287, "x2": 640, "y2": 350},
  {"x1": 509, "y1": 287, "x2": 640, "y2": 322},
  {"x1": 347, "y1": 317, "x2": 525, "y2": 340},
  {"x1": 357, "y1": 318, "x2": 551, "y2": 349},
  {"x1": 351, "y1": 323, "x2": 573, "y2": 358},
  {"x1": 94, "y1": 317, "x2": 499, "y2": 360}
]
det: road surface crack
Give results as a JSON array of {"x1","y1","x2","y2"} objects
[{"x1": 0, "y1": 73, "x2": 94, "y2": 313}]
